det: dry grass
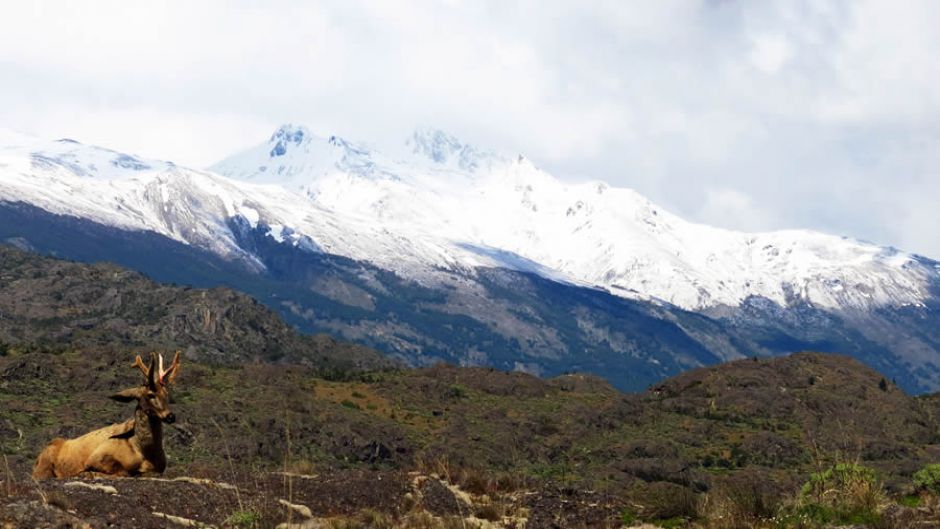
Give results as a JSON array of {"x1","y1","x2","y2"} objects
[
  {"x1": 696, "y1": 469, "x2": 792, "y2": 529},
  {"x1": 413, "y1": 455, "x2": 524, "y2": 497},
  {"x1": 1, "y1": 455, "x2": 13, "y2": 498},
  {"x1": 315, "y1": 382, "x2": 392, "y2": 416},
  {"x1": 398, "y1": 511, "x2": 440, "y2": 529}
]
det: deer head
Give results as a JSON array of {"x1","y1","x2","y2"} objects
[{"x1": 110, "y1": 351, "x2": 181, "y2": 424}]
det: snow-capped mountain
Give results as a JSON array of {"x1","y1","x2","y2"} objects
[
  {"x1": 211, "y1": 124, "x2": 936, "y2": 312},
  {"x1": 1, "y1": 125, "x2": 939, "y2": 392}
]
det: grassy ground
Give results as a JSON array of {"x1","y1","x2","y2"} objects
[{"x1": 2, "y1": 349, "x2": 940, "y2": 528}]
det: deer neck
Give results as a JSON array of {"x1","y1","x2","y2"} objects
[{"x1": 133, "y1": 405, "x2": 164, "y2": 455}]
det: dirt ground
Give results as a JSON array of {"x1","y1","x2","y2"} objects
[
  {"x1": 1, "y1": 469, "x2": 408, "y2": 528},
  {"x1": 0, "y1": 465, "x2": 625, "y2": 529}
]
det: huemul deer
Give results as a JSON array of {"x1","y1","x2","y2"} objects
[{"x1": 32, "y1": 352, "x2": 182, "y2": 478}]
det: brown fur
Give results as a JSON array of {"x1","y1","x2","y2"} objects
[
  {"x1": 32, "y1": 438, "x2": 65, "y2": 479},
  {"x1": 32, "y1": 352, "x2": 181, "y2": 479}
]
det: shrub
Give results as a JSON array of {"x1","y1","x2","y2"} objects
[
  {"x1": 913, "y1": 464, "x2": 940, "y2": 493},
  {"x1": 474, "y1": 502, "x2": 504, "y2": 521},
  {"x1": 701, "y1": 469, "x2": 790, "y2": 527},
  {"x1": 449, "y1": 384, "x2": 468, "y2": 399},
  {"x1": 628, "y1": 481, "x2": 699, "y2": 521},
  {"x1": 460, "y1": 469, "x2": 491, "y2": 495},
  {"x1": 795, "y1": 463, "x2": 884, "y2": 524}
]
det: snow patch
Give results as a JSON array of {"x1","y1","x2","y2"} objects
[
  {"x1": 268, "y1": 223, "x2": 286, "y2": 242},
  {"x1": 239, "y1": 206, "x2": 260, "y2": 227}
]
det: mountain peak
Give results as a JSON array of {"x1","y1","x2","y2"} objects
[
  {"x1": 406, "y1": 128, "x2": 492, "y2": 171},
  {"x1": 268, "y1": 124, "x2": 312, "y2": 157}
]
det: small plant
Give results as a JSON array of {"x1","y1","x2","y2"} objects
[
  {"x1": 651, "y1": 517, "x2": 685, "y2": 529},
  {"x1": 913, "y1": 464, "x2": 940, "y2": 493},
  {"x1": 224, "y1": 509, "x2": 262, "y2": 528},
  {"x1": 449, "y1": 384, "x2": 468, "y2": 399},
  {"x1": 899, "y1": 494, "x2": 922, "y2": 507},
  {"x1": 340, "y1": 399, "x2": 360, "y2": 410},
  {"x1": 620, "y1": 509, "x2": 637, "y2": 525}
]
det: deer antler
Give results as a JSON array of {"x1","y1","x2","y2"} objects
[
  {"x1": 158, "y1": 351, "x2": 181, "y2": 385},
  {"x1": 131, "y1": 352, "x2": 181, "y2": 385},
  {"x1": 132, "y1": 354, "x2": 150, "y2": 378}
]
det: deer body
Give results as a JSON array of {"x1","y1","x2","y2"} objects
[{"x1": 33, "y1": 352, "x2": 181, "y2": 479}]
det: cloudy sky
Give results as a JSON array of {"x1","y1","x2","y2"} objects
[{"x1": 1, "y1": 1, "x2": 938, "y2": 257}]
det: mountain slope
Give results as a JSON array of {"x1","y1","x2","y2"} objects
[
  {"x1": 1, "y1": 127, "x2": 939, "y2": 392},
  {"x1": 0, "y1": 244, "x2": 389, "y2": 372},
  {"x1": 0, "y1": 202, "x2": 746, "y2": 389}
]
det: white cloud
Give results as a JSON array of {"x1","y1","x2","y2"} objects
[
  {"x1": 0, "y1": 0, "x2": 938, "y2": 258},
  {"x1": 749, "y1": 34, "x2": 792, "y2": 74},
  {"x1": 699, "y1": 188, "x2": 778, "y2": 232}
]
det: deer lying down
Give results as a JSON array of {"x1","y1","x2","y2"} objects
[{"x1": 32, "y1": 352, "x2": 181, "y2": 479}]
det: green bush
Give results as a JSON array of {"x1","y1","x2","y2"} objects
[
  {"x1": 801, "y1": 463, "x2": 875, "y2": 500},
  {"x1": 796, "y1": 463, "x2": 883, "y2": 525},
  {"x1": 913, "y1": 463, "x2": 940, "y2": 493}
]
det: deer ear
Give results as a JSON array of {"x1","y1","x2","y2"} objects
[{"x1": 110, "y1": 387, "x2": 144, "y2": 402}]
